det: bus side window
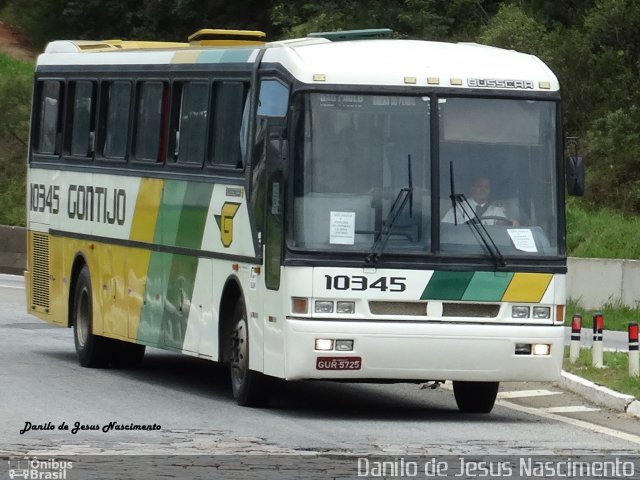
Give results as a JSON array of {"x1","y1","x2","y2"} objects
[
  {"x1": 209, "y1": 81, "x2": 248, "y2": 168},
  {"x1": 68, "y1": 80, "x2": 96, "y2": 158},
  {"x1": 35, "y1": 80, "x2": 64, "y2": 156},
  {"x1": 257, "y1": 80, "x2": 289, "y2": 117},
  {"x1": 101, "y1": 81, "x2": 132, "y2": 161},
  {"x1": 134, "y1": 80, "x2": 169, "y2": 164},
  {"x1": 171, "y1": 81, "x2": 209, "y2": 167}
]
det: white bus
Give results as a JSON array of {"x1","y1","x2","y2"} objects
[{"x1": 25, "y1": 28, "x2": 582, "y2": 413}]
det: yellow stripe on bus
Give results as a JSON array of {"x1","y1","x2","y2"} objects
[
  {"x1": 130, "y1": 178, "x2": 163, "y2": 243},
  {"x1": 171, "y1": 50, "x2": 202, "y2": 64},
  {"x1": 501, "y1": 273, "x2": 553, "y2": 303},
  {"x1": 126, "y1": 178, "x2": 163, "y2": 339}
]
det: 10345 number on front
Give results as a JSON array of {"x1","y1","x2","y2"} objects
[{"x1": 324, "y1": 275, "x2": 406, "y2": 292}]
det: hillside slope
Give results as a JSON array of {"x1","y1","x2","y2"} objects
[{"x1": 0, "y1": 20, "x2": 36, "y2": 61}]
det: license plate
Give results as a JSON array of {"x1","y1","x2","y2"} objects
[{"x1": 316, "y1": 356, "x2": 362, "y2": 370}]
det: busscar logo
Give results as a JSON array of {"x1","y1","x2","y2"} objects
[
  {"x1": 214, "y1": 202, "x2": 241, "y2": 247},
  {"x1": 467, "y1": 78, "x2": 535, "y2": 89}
]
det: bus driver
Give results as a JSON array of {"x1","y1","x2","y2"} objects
[{"x1": 442, "y1": 176, "x2": 519, "y2": 226}]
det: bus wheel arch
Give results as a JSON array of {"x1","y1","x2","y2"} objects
[
  {"x1": 71, "y1": 263, "x2": 110, "y2": 367},
  {"x1": 67, "y1": 254, "x2": 89, "y2": 328},
  {"x1": 218, "y1": 277, "x2": 243, "y2": 365},
  {"x1": 229, "y1": 295, "x2": 272, "y2": 407},
  {"x1": 218, "y1": 277, "x2": 272, "y2": 407}
]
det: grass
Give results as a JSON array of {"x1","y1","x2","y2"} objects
[
  {"x1": 567, "y1": 299, "x2": 640, "y2": 332},
  {"x1": 563, "y1": 347, "x2": 640, "y2": 400},
  {"x1": 566, "y1": 197, "x2": 640, "y2": 259}
]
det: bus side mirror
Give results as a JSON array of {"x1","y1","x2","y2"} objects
[{"x1": 566, "y1": 155, "x2": 584, "y2": 196}]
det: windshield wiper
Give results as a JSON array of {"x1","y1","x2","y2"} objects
[
  {"x1": 449, "y1": 162, "x2": 506, "y2": 268},
  {"x1": 365, "y1": 186, "x2": 413, "y2": 265},
  {"x1": 365, "y1": 155, "x2": 414, "y2": 265}
]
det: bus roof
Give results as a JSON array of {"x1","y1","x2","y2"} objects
[
  {"x1": 37, "y1": 35, "x2": 559, "y2": 92},
  {"x1": 263, "y1": 38, "x2": 559, "y2": 92}
]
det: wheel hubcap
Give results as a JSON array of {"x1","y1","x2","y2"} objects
[
  {"x1": 230, "y1": 318, "x2": 248, "y2": 386},
  {"x1": 76, "y1": 288, "x2": 89, "y2": 347}
]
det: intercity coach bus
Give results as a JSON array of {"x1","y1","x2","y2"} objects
[{"x1": 25, "y1": 28, "x2": 583, "y2": 413}]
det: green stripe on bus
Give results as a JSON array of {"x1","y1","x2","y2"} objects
[
  {"x1": 163, "y1": 254, "x2": 199, "y2": 350},
  {"x1": 421, "y1": 271, "x2": 474, "y2": 300},
  {"x1": 461, "y1": 271, "x2": 514, "y2": 301},
  {"x1": 154, "y1": 180, "x2": 188, "y2": 246},
  {"x1": 138, "y1": 252, "x2": 172, "y2": 345},
  {"x1": 162, "y1": 183, "x2": 211, "y2": 349},
  {"x1": 138, "y1": 181, "x2": 211, "y2": 348},
  {"x1": 174, "y1": 182, "x2": 213, "y2": 249}
]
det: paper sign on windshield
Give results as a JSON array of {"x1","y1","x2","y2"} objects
[
  {"x1": 330, "y1": 211, "x2": 355, "y2": 245},
  {"x1": 507, "y1": 228, "x2": 537, "y2": 253}
]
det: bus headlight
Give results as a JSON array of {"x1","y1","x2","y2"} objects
[
  {"x1": 512, "y1": 306, "x2": 530, "y2": 318},
  {"x1": 336, "y1": 301, "x2": 355, "y2": 314},
  {"x1": 315, "y1": 301, "x2": 334, "y2": 313},
  {"x1": 532, "y1": 306, "x2": 551, "y2": 319}
]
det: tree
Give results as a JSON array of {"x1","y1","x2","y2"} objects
[{"x1": 270, "y1": 0, "x2": 500, "y2": 41}]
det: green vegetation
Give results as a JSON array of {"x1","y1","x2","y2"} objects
[
  {"x1": 0, "y1": 51, "x2": 31, "y2": 226},
  {"x1": 566, "y1": 198, "x2": 640, "y2": 259},
  {"x1": 564, "y1": 347, "x2": 640, "y2": 400},
  {"x1": 567, "y1": 299, "x2": 640, "y2": 333}
]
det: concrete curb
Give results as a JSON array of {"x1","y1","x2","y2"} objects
[{"x1": 558, "y1": 370, "x2": 640, "y2": 419}]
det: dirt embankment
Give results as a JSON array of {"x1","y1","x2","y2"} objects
[{"x1": 0, "y1": 20, "x2": 37, "y2": 61}]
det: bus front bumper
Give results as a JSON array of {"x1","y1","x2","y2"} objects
[{"x1": 283, "y1": 318, "x2": 564, "y2": 382}]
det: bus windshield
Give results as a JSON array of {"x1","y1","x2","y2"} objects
[{"x1": 290, "y1": 93, "x2": 559, "y2": 259}]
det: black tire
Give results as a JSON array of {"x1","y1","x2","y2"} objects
[
  {"x1": 229, "y1": 298, "x2": 272, "y2": 407},
  {"x1": 453, "y1": 381, "x2": 499, "y2": 413},
  {"x1": 110, "y1": 340, "x2": 146, "y2": 369},
  {"x1": 72, "y1": 265, "x2": 111, "y2": 368}
]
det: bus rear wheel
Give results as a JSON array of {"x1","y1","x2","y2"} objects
[
  {"x1": 452, "y1": 381, "x2": 499, "y2": 413},
  {"x1": 72, "y1": 265, "x2": 110, "y2": 368},
  {"x1": 229, "y1": 298, "x2": 272, "y2": 407}
]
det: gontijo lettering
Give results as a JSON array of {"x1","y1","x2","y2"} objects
[
  {"x1": 29, "y1": 183, "x2": 127, "y2": 225},
  {"x1": 67, "y1": 185, "x2": 126, "y2": 225}
]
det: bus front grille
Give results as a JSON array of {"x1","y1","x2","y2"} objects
[
  {"x1": 30, "y1": 232, "x2": 50, "y2": 312},
  {"x1": 369, "y1": 301, "x2": 500, "y2": 318}
]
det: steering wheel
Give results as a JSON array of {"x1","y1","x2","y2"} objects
[{"x1": 479, "y1": 215, "x2": 513, "y2": 226}]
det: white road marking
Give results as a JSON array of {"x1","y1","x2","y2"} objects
[
  {"x1": 498, "y1": 389, "x2": 562, "y2": 399},
  {"x1": 542, "y1": 405, "x2": 600, "y2": 413},
  {"x1": 497, "y1": 399, "x2": 640, "y2": 446},
  {"x1": 0, "y1": 274, "x2": 25, "y2": 289}
]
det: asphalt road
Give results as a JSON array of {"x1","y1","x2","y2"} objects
[{"x1": 1, "y1": 274, "x2": 638, "y2": 477}]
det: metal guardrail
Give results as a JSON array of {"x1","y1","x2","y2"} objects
[{"x1": 0, "y1": 225, "x2": 25, "y2": 276}]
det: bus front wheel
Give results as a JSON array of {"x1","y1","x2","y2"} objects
[
  {"x1": 452, "y1": 381, "x2": 499, "y2": 413},
  {"x1": 72, "y1": 265, "x2": 110, "y2": 368},
  {"x1": 230, "y1": 298, "x2": 272, "y2": 407}
]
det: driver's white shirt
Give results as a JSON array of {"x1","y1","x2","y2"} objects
[{"x1": 442, "y1": 199, "x2": 507, "y2": 225}]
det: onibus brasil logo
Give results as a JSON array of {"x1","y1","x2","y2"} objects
[{"x1": 7, "y1": 457, "x2": 72, "y2": 479}]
